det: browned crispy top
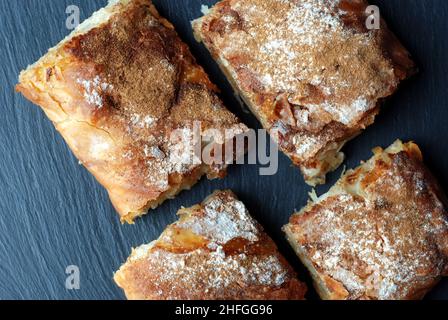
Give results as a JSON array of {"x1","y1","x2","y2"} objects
[
  {"x1": 286, "y1": 142, "x2": 448, "y2": 300},
  {"x1": 194, "y1": 0, "x2": 416, "y2": 166},
  {"x1": 17, "y1": 0, "x2": 247, "y2": 219},
  {"x1": 65, "y1": 1, "x2": 237, "y2": 127},
  {"x1": 114, "y1": 190, "x2": 307, "y2": 300}
]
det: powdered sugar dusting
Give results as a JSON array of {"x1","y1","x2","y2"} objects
[
  {"x1": 130, "y1": 113, "x2": 156, "y2": 128},
  {"x1": 199, "y1": 0, "x2": 401, "y2": 166},
  {"x1": 177, "y1": 193, "x2": 259, "y2": 245},
  {"x1": 287, "y1": 146, "x2": 448, "y2": 299},
  {"x1": 285, "y1": 0, "x2": 343, "y2": 46},
  {"x1": 320, "y1": 97, "x2": 372, "y2": 125},
  {"x1": 294, "y1": 192, "x2": 444, "y2": 299},
  {"x1": 137, "y1": 247, "x2": 288, "y2": 299},
  {"x1": 292, "y1": 133, "x2": 323, "y2": 160},
  {"x1": 217, "y1": 0, "x2": 355, "y2": 94},
  {"x1": 77, "y1": 76, "x2": 113, "y2": 108},
  {"x1": 136, "y1": 123, "x2": 246, "y2": 192},
  {"x1": 134, "y1": 127, "x2": 201, "y2": 191},
  {"x1": 124, "y1": 191, "x2": 292, "y2": 299}
]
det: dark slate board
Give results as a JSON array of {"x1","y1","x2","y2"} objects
[{"x1": 1, "y1": 0, "x2": 447, "y2": 300}]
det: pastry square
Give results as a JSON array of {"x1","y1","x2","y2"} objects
[
  {"x1": 114, "y1": 190, "x2": 307, "y2": 300},
  {"x1": 193, "y1": 0, "x2": 416, "y2": 185},
  {"x1": 16, "y1": 0, "x2": 248, "y2": 223},
  {"x1": 283, "y1": 141, "x2": 448, "y2": 300}
]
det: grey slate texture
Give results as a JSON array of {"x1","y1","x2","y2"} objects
[{"x1": 0, "y1": 0, "x2": 447, "y2": 299}]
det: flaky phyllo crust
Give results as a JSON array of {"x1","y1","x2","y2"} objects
[
  {"x1": 284, "y1": 141, "x2": 448, "y2": 300},
  {"x1": 193, "y1": 0, "x2": 416, "y2": 185},
  {"x1": 17, "y1": 0, "x2": 248, "y2": 223},
  {"x1": 114, "y1": 190, "x2": 307, "y2": 300}
]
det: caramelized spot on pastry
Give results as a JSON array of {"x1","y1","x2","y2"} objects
[
  {"x1": 115, "y1": 190, "x2": 307, "y2": 300},
  {"x1": 17, "y1": 0, "x2": 248, "y2": 222},
  {"x1": 193, "y1": 0, "x2": 416, "y2": 185},
  {"x1": 284, "y1": 141, "x2": 448, "y2": 300}
]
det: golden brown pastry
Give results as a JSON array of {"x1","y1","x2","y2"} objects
[
  {"x1": 16, "y1": 0, "x2": 248, "y2": 223},
  {"x1": 193, "y1": 0, "x2": 416, "y2": 185},
  {"x1": 284, "y1": 140, "x2": 448, "y2": 300},
  {"x1": 114, "y1": 190, "x2": 307, "y2": 300}
]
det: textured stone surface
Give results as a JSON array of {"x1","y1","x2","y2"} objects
[{"x1": 0, "y1": 0, "x2": 447, "y2": 299}]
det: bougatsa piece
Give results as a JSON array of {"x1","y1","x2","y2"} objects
[
  {"x1": 114, "y1": 190, "x2": 307, "y2": 300},
  {"x1": 284, "y1": 141, "x2": 448, "y2": 300},
  {"x1": 193, "y1": 0, "x2": 416, "y2": 185},
  {"x1": 17, "y1": 0, "x2": 248, "y2": 223}
]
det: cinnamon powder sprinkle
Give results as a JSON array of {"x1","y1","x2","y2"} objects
[{"x1": 194, "y1": 0, "x2": 416, "y2": 182}]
